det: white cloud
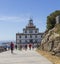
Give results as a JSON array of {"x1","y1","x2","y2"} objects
[
  {"x1": 0, "y1": 16, "x2": 17, "y2": 20},
  {"x1": 0, "y1": 16, "x2": 29, "y2": 22}
]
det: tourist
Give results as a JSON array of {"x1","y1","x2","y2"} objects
[
  {"x1": 32, "y1": 44, "x2": 34, "y2": 49},
  {"x1": 10, "y1": 42, "x2": 14, "y2": 53},
  {"x1": 15, "y1": 44, "x2": 17, "y2": 49},
  {"x1": 25, "y1": 44, "x2": 27, "y2": 50},
  {"x1": 29, "y1": 43, "x2": 32, "y2": 50}
]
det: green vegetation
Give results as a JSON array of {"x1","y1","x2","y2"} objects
[{"x1": 47, "y1": 10, "x2": 60, "y2": 30}]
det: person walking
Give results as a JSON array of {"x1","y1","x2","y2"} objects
[
  {"x1": 15, "y1": 44, "x2": 17, "y2": 49},
  {"x1": 29, "y1": 43, "x2": 32, "y2": 50},
  {"x1": 25, "y1": 44, "x2": 27, "y2": 50},
  {"x1": 10, "y1": 42, "x2": 14, "y2": 53}
]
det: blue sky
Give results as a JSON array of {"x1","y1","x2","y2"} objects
[{"x1": 0, "y1": 0, "x2": 60, "y2": 41}]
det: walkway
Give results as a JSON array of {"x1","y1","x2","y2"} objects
[{"x1": 0, "y1": 49, "x2": 52, "y2": 64}]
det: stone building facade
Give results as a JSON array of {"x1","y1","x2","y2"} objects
[{"x1": 16, "y1": 19, "x2": 43, "y2": 45}]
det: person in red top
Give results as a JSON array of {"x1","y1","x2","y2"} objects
[
  {"x1": 29, "y1": 43, "x2": 32, "y2": 50},
  {"x1": 10, "y1": 42, "x2": 14, "y2": 53}
]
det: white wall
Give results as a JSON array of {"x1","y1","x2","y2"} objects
[
  {"x1": 23, "y1": 29, "x2": 39, "y2": 34},
  {"x1": 16, "y1": 34, "x2": 42, "y2": 44}
]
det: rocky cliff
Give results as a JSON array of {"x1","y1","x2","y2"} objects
[{"x1": 41, "y1": 24, "x2": 60, "y2": 56}]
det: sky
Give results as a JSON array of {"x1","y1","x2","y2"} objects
[{"x1": 0, "y1": 0, "x2": 60, "y2": 41}]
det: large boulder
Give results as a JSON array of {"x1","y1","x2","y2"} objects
[{"x1": 41, "y1": 28, "x2": 60, "y2": 54}]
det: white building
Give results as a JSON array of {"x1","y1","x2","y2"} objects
[{"x1": 16, "y1": 18, "x2": 43, "y2": 45}]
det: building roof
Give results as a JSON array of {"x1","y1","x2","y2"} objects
[
  {"x1": 23, "y1": 18, "x2": 39, "y2": 30},
  {"x1": 16, "y1": 33, "x2": 44, "y2": 35},
  {"x1": 16, "y1": 18, "x2": 44, "y2": 35},
  {"x1": 26, "y1": 18, "x2": 36, "y2": 28},
  {"x1": 23, "y1": 28, "x2": 38, "y2": 30}
]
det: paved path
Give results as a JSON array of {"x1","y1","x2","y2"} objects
[{"x1": 0, "y1": 49, "x2": 52, "y2": 64}]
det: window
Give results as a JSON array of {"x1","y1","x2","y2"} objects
[
  {"x1": 30, "y1": 39, "x2": 33, "y2": 43},
  {"x1": 25, "y1": 40, "x2": 27, "y2": 43},
  {"x1": 25, "y1": 30, "x2": 27, "y2": 33},
  {"x1": 20, "y1": 40, "x2": 21, "y2": 43},
  {"x1": 30, "y1": 35, "x2": 32, "y2": 38},
  {"x1": 35, "y1": 40, "x2": 37, "y2": 43},
  {"x1": 35, "y1": 35, "x2": 37, "y2": 38},
  {"x1": 41, "y1": 35, "x2": 42, "y2": 38},
  {"x1": 35, "y1": 30, "x2": 37, "y2": 33},
  {"x1": 25, "y1": 35, "x2": 27, "y2": 38},
  {"x1": 29, "y1": 30, "x2": 33, "y2": 33},
  {"x1": 19, "y1": 35, "x2": 21, "y2": 38}
]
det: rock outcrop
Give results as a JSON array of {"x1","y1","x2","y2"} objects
[{"x1": 41, "y1": 24, "x2": 60, "y2": 56}]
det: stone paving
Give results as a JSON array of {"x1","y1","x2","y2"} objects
[{"x1": 0, "y1": 49, "x2": 53, "y2": 64}]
